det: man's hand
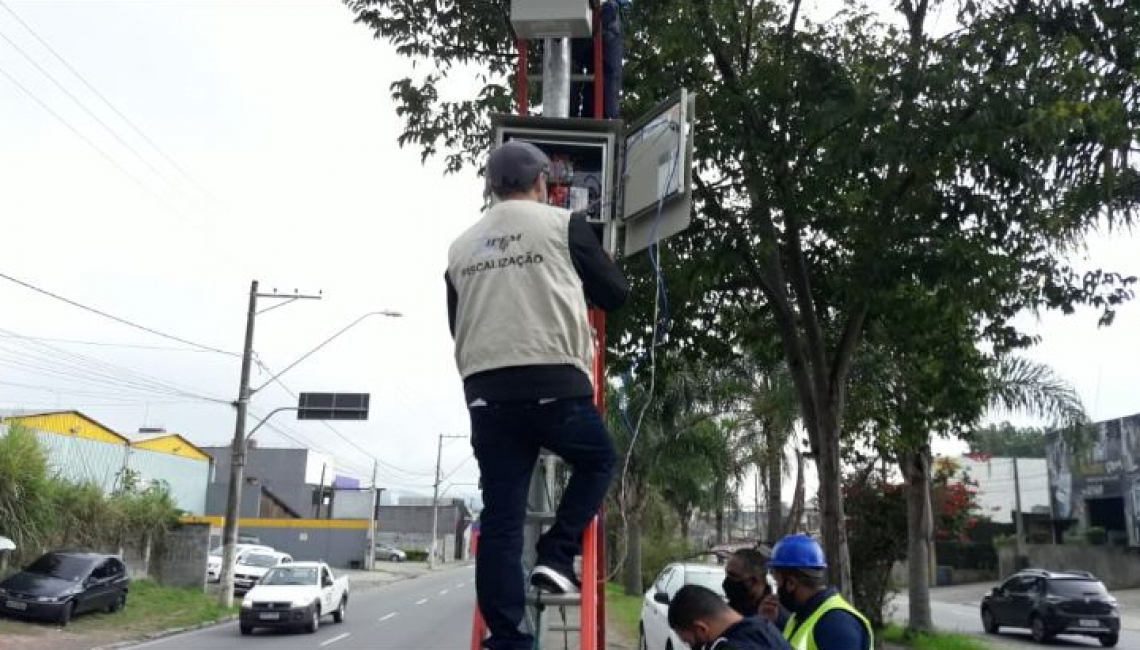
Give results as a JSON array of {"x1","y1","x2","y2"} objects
[{"x1": 759, "y1": 594, "x2": 780, "y2": 622}]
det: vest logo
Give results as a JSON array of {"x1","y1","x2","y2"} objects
[{"x1": 483, "y1": 233, "x2": 523, "y2": 253}]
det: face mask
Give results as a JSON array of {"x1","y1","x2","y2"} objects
[
  {"x1": 778, "y1": 579, "x2": 798, "y2": 612},
  {"x1": 722, "y1": 577, "x2": 755, "y2": 615}
]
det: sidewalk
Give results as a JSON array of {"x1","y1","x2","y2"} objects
[{"x1": 340, "y1": 559, "x2": 441, "y2": 588}]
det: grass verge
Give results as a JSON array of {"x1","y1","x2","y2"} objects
[
  {"x1": 883, "y1": 623, "x2": 992, "y2": 650},
  {"x1": 606, "y1": 582, "x2": 643, "y2": 639},
  {"x1": 1, "y1": 580, "x2": 237, "y2": 637}
]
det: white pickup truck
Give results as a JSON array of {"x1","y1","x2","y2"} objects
[{"x1": 238, "y1": 562, "x2": 349, "y2": 635}]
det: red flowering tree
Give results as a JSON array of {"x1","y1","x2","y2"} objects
[{"x1": 931, "y1": 457, "x2": 983, "y2": 542}]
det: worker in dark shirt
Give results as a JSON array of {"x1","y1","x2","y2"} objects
[
  {"x1": 446, "y1": 141, "x2": 629, "y2": 650},
  {"x1": 724, "y1": 547, "x2": 789, "y2": 629},
  {"x1": 762, "y1": 534, "x2": 873, "y2": 650},
  {"x1": 668, "y1": 584, "x2": 792, "y2": 650}
]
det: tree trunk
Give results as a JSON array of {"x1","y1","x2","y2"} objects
[
  {"x1": 784, "y1": 449, "x2": 806, "y2": 534},
  {"x1": 816, "y1": 413, "x2": 853, "y2": 599},
  {"x1": 623, "y1": 507, "x2": 644, "y2": 596},
  {"x1": 680, "y1": 507, "x2": 692, "y2": 544},
  {"x1": 715, "y1": 506, "x2": 725, "y2": 544},
  {"x1": 766, "y1": 428, "x2": 785, "y2": 543},
  {"x1": 901, "y1": 445, "x2": 934, "y2": 632},
  {"x1": 754, "y1": 469, "x2": 763, "y2": 540}
]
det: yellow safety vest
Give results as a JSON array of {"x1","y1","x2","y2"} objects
[{"x1": 783, "y1": 593, "x2": 873, "y2": 650}]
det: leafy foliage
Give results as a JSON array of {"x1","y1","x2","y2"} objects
[
  {"x1": 0, "y1": 424, "x2": 182, "y2": 572},
  {"x1": 344, "y1": 0, "x2": 1140, "y2": 595},
  {"x1": 967, "y1": 422, "x2": 1052, "y2": 458}
]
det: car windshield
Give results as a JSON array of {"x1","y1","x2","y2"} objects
[
  {"x1": 25, "y1": 554, "x2": 94, "y2": 581},
  {"x1": 241, "y1": 553, "x2": 280, "y2": 568},
  {"x1": 685, "y1": 570, "x2": 726, "y2": 595},
  {"x1": 261, "y1": 567, "x2": 317, "y2": 586},
  {"x1": 1050, "y1": 579, "x2": 1110, "y2": 599}
]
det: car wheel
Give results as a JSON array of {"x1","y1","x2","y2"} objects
[
  {"x1": 305, "y1": 605, "x2": 320, "y2": 633},
  {"x1": 638, "y1": 624, "x2": 647, "y2": 650},
  {"x1": 240, "y1": 624, "x2": 253, "y2": 635},
  {"x1": 981, "y1": 607, "x2": 999, "y2": 634},
  {"x1": 1099, "y1": 633, "x2": 1119, "y2": 648},
  {"x1": 107, "y1": 591, "x2": 127, "y2": 613},
  {"x1": 58, "y1": 601, "x2": 75, "y2": 627},
  {"x1": 333, "y1": 597, "x2": 346, "y2": 623},
  {"x1": 390, "y1": 554, "x2": 401, "y2": 562},
  {"x1": 666, "y1": 640, "x2": 674, "y2": 650},
  {"x1": 1030, "y1": 615, "x2": 1051, "y2": 644}
]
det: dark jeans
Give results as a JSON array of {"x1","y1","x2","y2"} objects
[
  {"x1": 471, "y1": 397, "x2": 617, "y2": 650},
  {"x1": 570, "y1": 1, "x2": 623, "y2": 119}
]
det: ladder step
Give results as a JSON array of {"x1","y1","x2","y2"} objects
[
  {"x1": 526, "y1": 512, "x2": 558, "y2": 525},
  {"x1": 548, "y1": 624, "x2": 581, "y2": 632},
  {"x1": 526, "y1": 73, "x2": 596, "y2": 84},
  {"x1": 526, "y1": 592, "x2": 582, "y2": 607}
]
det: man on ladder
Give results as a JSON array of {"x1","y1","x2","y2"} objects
[{"x1": 446, "y1": 139, "x2": 630, "y2": 650}]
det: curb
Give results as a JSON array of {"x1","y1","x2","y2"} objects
[{"x1": 89, "y1": 614, "x2": 239, "y2": 650}]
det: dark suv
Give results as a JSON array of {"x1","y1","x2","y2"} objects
[{"x1": 981, "y1": 569, "x2": 1119, "y2": 647}]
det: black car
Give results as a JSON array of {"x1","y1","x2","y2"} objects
[
  {"x1": 981, "y1": 569, "x2": 1120, "y2": 647},
  {"x1": 0, "y1": 551, "x2": 130, "y2": 625}
]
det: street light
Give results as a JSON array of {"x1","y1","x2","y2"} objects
[
  {"x1": 253, "y1": 310, "x2": 403, "y2": 394},
  {"x1": 217, "y1": 293, "x2": 400, "y2": 608}
]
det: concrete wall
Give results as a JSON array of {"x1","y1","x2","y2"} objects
[
  {"x1": 998, "y1": 543, "x2": 1140, "y2": 589},
  {"x1": 236, "y1": 524, "x2": 368, "y2": 570},
  {"x1": 153, "y1": 523, "x2": 210, "y2": 589},
  {"x1": 331, "y1": 489, "x2": 373, "y2": 519}
]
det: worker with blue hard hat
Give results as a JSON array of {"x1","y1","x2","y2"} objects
[{"x1": 760, "y1": 534, "x2": 872, "y2": 650}]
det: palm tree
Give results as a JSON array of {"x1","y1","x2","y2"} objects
[{"x1": 903, "y1": 355, "x2": 1087, "y2": 632}]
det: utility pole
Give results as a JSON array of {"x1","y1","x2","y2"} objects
[
  {"x1": 366, "y1": 459, "x2": 378, "y2": 570},
  {"x1": 430, "y1": 434, "x2": 466, "y2": 569},
  {"x1": 1012, "y1": 456, "x2": 1026, "y2": 568},
  {"x1": 217, "y1": 281, "x2": 321, "y2": 608}
]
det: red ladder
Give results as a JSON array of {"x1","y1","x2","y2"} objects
[{"x1": 469, "y1": 4, "x2": 610, "y2": 649}]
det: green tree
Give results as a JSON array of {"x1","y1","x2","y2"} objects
[
  {"x1": 968, "y1": 422, "x2": 1052, "y2": 458},
  {"x1": 344, "y1": 0, "x2": 1140, "y2": 596}
]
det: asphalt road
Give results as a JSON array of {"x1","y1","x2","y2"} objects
[
  {"x1": 124, "y1": 565, "x2": 477, "y2": 650},
  {"x1": 894, "y1": 588, "x2": 1140, "y2": 649}
]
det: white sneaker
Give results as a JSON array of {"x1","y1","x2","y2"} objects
[{"x1": 530, "y1": 565, "x2": 580, "y2": 595}]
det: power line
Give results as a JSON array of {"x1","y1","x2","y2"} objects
[
  {"x1": 0, "y1": 272, "x2": 239, "y2": 356},
  {"x1": 0, "y1": 331, "x2": 220, "y2": 353},
  {"x1": 0, "y1": 62, "x2": 197, "y2": 225},
  {"x1": 252, "y1": 359, "x2": 435, "y2": 479},
  {"x1": 0, "y1": 0, "x2": 220, "y2": 208},
  {"x1": 0, "y1": 27, "x2": 194, "y2": 207},
  {"x1": 0, "y1": 330, "x2": 231, "y2": 405}
]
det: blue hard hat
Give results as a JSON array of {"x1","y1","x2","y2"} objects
[{"x1": 768, "y1": 534, "x2": 827, "y2": 570}]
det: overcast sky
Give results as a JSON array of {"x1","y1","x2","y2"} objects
[{"x1": 0, "y1": 0, "x2": 1136, "y2": 510}]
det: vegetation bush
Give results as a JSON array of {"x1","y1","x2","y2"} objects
[
  {"x1": 0, "y1": 424, "x2": 181, "y2": 573},
  {"x1": 403, "y1": 549, "x2": 429, "y2": 562}
]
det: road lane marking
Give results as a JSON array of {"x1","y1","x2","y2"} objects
[
  {"x1": 320, "y1": 633, "x2": 351, "y2": 646},
  {"x1": 456, "y1": 582, "x2": 465, "y2": 588},
  {"x1": 416, "y1": 598, "x2": 428, "y2": 605},
  {"x1": 440, "y1": 589, "x2": 449, "y2": 595},
  {"x1": 379, "y1": 612, "x2": 398, "y2": 622}
]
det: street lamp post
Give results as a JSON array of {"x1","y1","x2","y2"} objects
[{"x1": 217, "y1": 298, "x2": 400, "y2": 607}]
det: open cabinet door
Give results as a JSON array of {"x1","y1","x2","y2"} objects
[{"x1": 618, "y1": 89, "x2": 696, "y2": 256}]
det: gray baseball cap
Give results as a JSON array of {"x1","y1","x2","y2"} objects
[{"x1": 486, "y1": 140, "x2": 550, "y2": 196}]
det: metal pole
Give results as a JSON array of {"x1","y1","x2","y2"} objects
[
  {"x1": 542, "y1": 37, "x2": 571, "y2": 118},
  {"x1": 218, "y1": 280, "x2": 258, "y2": 608},
  {"x1": 367, "y1": 460, "x2": 378, "y2": 570},
  {"x1": 430, "y1": 434, "x2": 444, "y2": 570},
  {"x1": 1013, "y1": 456, "x2": 1026, "y2": 567}
]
